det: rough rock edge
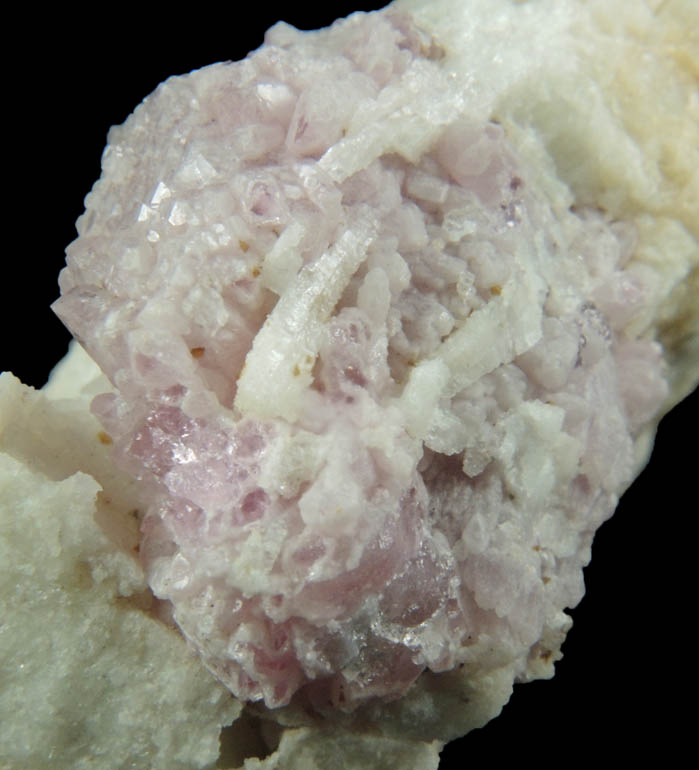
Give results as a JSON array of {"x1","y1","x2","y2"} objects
[{"x1": 0, "y1": 370, "x2": 241, "y2": 770}]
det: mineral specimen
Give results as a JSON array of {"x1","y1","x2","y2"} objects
[
  {"x1": 50, "y1": 0, "x2": 694, "y2": 713},
  {"x1": 2, "y1": 0, "x2": 698, "y2": 767}
]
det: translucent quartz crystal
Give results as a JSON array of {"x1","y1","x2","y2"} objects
[{"x1": 52, "y1": 5, "x2": 680, "y2": 715}]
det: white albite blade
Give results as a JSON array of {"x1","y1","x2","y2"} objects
[{"x1": 235, "y1": 214, "x2": 378, "y2": 421}]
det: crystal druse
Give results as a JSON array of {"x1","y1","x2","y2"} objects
[
  {"x1": 2, "y1": 0, "x2": 698, "y2": 768},
  {"x1": 50, "y1": 1, "x2": 681, "y2": 708}
]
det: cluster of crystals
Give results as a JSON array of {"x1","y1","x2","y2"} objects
[{"x1": 54, "y1": 9, "x2": 668, "y2": 709}]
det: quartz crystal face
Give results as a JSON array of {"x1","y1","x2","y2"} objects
[{"x1": 47, "y1": 0, "x2": 691, "y2": 726}]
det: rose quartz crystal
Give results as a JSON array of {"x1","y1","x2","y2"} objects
[{"x1": 53, "y1": 9, "x2": 668, "y2": 710}]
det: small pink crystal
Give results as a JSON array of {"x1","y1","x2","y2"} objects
[{"x1": 53, "y1": 8, "x2": 668, "y2": 710}]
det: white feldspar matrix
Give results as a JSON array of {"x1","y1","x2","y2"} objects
[{"x1": 2, "y1": 1, "x2": 697, "y2": 768}]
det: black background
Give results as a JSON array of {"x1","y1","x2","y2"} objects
[{"x1": 5, "y1": 3, "x2": 695, "y2": 766}]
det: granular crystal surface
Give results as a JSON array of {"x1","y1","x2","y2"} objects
[{"x1": 51, "y1": 1, "x2": 692, "y2": 718}]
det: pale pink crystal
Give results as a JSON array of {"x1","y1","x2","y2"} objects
[{"x1": 53, "y1": 8, "x2": 668, "y2": 710}]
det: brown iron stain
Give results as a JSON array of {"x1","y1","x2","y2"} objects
[{"x1": 97, "y1": 431, "x2": 112, "y2": 445}]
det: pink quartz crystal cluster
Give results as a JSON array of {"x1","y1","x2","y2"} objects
[{"x1": 53, "y1": 9, "x2": 668, "y2": 710}]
